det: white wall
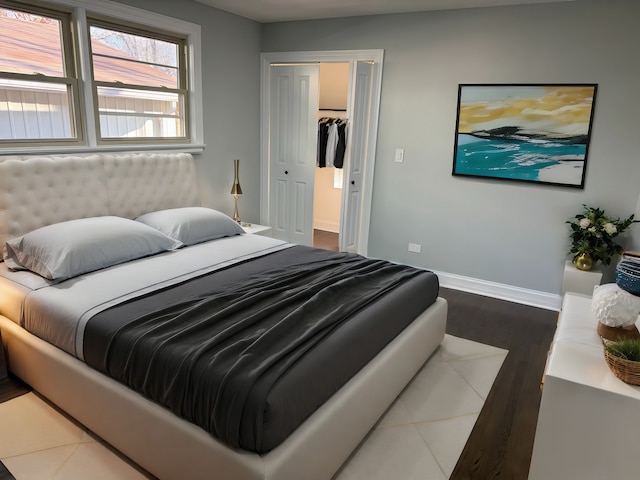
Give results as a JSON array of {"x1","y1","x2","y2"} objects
[
  {"x1": 319, "y1": 62, "x2": 349, "y2": 110},
  {"x1": 314, "y1": 63, "x2": 349, "y2": 232},
  {"x1": 313, "y1": 167, "x2": 342, "y2": 232},
  {"x1": 262, "y1": 0, "x2": 640, "y2": 298}
]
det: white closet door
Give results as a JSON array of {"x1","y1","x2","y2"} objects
[
  {"x1": 340, "y1": 61, "x2": 373, "y2": 253},
  {"x1": 269, "y1": 64, "x2": 319, "y2": 245}
]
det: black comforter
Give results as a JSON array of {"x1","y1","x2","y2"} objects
[{"x1": 83, "y1": 246, "x2": 439, "y2": 453}]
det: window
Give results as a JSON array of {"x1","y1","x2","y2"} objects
[
  {"x1": 0, "y1": 2, "x2": 82, "y2": 145},
  {"x1": 88, "y1": 19, "x2": 189, "y2": 143},
  {"x1": 0, "y1": 0, "x2": 202, "y2": 152}
]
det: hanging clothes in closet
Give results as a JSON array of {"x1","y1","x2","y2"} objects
[{"x1": 317, "y1": 116, "x2": 348, "y2": 169}]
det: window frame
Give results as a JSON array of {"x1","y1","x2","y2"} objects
[
  {"x1": 0, "y1": 0, "x2": 203, "y2": 154},
  {"x1": 87, "y1": 15, "x2": 190, "y2": 145},
  {"x1": 0, "y1": 0, "x2": 85, "y2": 147}
]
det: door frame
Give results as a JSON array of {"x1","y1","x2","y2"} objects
[{"x1": 260, "y1": 49, "x2": 384, "y2": 256}]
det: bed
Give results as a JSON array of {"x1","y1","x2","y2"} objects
[{"x1": 0, "y1": 152, "x2": 447, "y2": 480}]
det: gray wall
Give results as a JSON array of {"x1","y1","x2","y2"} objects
[
  {"x1": 262, "y1": 0, "x2": 640, "y2": 295},
  {"x1": 115, "y1": 0, "x2": 263, "y2": 224},
  {"x1": 115, "y1": 0, "x2": 640, "y2": 298}
]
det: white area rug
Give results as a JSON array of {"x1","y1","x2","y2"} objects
[
  {"x1": 334, "y1": 334, "x2": 509, "y2": 480},
  {"x1": 0, "y1": 334, "x2": 507, "y2": 480}
]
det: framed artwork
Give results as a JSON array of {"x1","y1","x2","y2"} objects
[{"x1": 452, "y1": 84, "x2": 598, "y2": 188}]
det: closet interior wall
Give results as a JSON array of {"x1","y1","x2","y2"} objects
[{"x1": 314, "y1": 63, "x2": 349, "y2": 237}]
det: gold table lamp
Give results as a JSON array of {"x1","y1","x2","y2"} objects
[{"x1": 230, "y1": 159, "x2": 243, "y2": 224}]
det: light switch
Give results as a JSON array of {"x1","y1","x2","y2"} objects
[{"x1": 394, "y1": 148, "x2": 405, "y2": 163}]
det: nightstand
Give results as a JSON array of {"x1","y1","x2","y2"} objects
[
  {"x1": 241, "y1": 223, "x2": 272, "y2": 236},
  {"x1": 561, "y1": 260, "x2": 603, "y2": 296}
]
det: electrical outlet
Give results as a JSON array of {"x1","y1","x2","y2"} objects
[{"x1": 408, "y1": 243, "x2": 421, "y2": 253}]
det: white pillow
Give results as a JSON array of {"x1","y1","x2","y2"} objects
[
  {"x1": 135, "y1": 207, "x2": 244, "y2": 246},
  {"x1": 4, "y1": 216, "x2": 183, "y2": 281}
]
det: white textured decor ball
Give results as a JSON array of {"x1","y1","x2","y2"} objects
[{"x1": 592, "y1": 283, "x2": 640, "y2": 328}]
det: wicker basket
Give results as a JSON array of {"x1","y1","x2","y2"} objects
[
  {"x1": 598, "y1": 322, "x2": 640, "y2": 342},
  {"x1": 603, "y1": 346, "x2": 640, "y2": 385}
]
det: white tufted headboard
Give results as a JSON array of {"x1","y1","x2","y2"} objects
[{"x1": 0, "y1": 152, "x2": 201, "y2": 249}]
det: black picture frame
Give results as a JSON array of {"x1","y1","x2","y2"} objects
[{"x1": 452, "y1": 83, "x2": 598, "y2": 188}]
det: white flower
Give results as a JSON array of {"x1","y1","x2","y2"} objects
[
  {"x1": 588, "y1": 226, "x2": 596, "y2": 233},
  {"x1": 603, "y1": 222, "x2": 617, "y2": 235},
  {"x1": 579, "y1": 218, "x2": 591, "y2": 228}
]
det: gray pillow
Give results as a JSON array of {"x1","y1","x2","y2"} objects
[
  {"x1": 135, "y1": 207, "x2": 244, "y2": 246},
  {"x1": 4, "y1": 216, "x2": 183, "y2": 280}
]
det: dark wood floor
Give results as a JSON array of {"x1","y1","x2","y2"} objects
[
  {"x1": 439, "y1": 287, "x2": 558, "y2": 480},
  {"x1": 0, "y1": 335, "x2": 30, "y2": 404},
  {"x1": 313, "y1": 229, "x2": 339, "y2": 251},
  {"x1": 0, "y1": 461, "x2": 14, "y2": 480}
]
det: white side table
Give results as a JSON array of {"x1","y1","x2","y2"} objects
[
  {"x1": 241, "y1": 223, "x2": 272, "y2": 236},
  {"x1": 529, "y1": 293, "x2": 640, "y2": 479},
  {"x1": 561, "y1": 260, "x2": 603, "y2": 296}
]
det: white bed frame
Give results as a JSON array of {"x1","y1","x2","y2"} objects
[{"x1": 0, "y1": 153, "x2": 447, "y2": 480}]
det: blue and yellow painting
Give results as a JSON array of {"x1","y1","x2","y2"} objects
[{"x1": 452, "y1": 84, "x2": 597, "y2": 188}]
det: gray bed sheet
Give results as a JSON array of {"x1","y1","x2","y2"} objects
[
  {"x1": 9, "y1": 234, "x2": 291, "y2": 359},
  {"x1": 82, "y1": 245, "x2": 440, "y2": 453}
]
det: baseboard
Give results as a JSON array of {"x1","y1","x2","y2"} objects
[
  {"x1": 433, "y1": 269, "x2": 563, "y2": 311},
  {"x1": 313, "y1": 221, "x2": 340, "y2": 233}
]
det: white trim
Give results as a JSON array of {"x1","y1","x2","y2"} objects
[
  {"x1": 3, "y1": 0, "x2": 204, "y2": 153},
  {"x1": 313, "y1": 221, "x2": 340, "y2": 233},
  {"x1": 434, "y1": 269, "x2": 562, "y2": 311},
  {"x1": 74, "y1": 7, "x2": 98, "y2": 147},
  {"x1": 260, "y1": 50, "x2": 384, "y2": 256},
  {"x1": 0, "y1": 144, "x2": 206, "y2": 156}
]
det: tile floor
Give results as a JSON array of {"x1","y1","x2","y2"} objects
[
  {"x1": 334, "y1": 334, "x2": 508, "y2": 480},
  {"x1": 0, "y1": 335, "x2": 507, "y2": 480}
]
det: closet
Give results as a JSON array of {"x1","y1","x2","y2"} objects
[
  {"x1": 313, "y1": 63, "x2": 349, "y2": 251},
  {"x1": 265, "y1": 56, "x2": 375, "y2": 253}
]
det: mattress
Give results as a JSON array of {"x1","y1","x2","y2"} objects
[
  {"x1": 1, "y1": 234, "x2": 290, "y2": 356},
  {"x1": 1, "y1": 234, "x2": 439, "y2": 454}
]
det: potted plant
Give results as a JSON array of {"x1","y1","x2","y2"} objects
[
  {"x1": 567, "y1": 205, "x2": 634, "y2": 271},
  {"x1": 604, "y1": 337, "x2": 640, "y2": 385}
]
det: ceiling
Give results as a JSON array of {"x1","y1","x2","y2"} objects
[{"x1": 194, "y1": 0, "x2": 576, "y2": 23}]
